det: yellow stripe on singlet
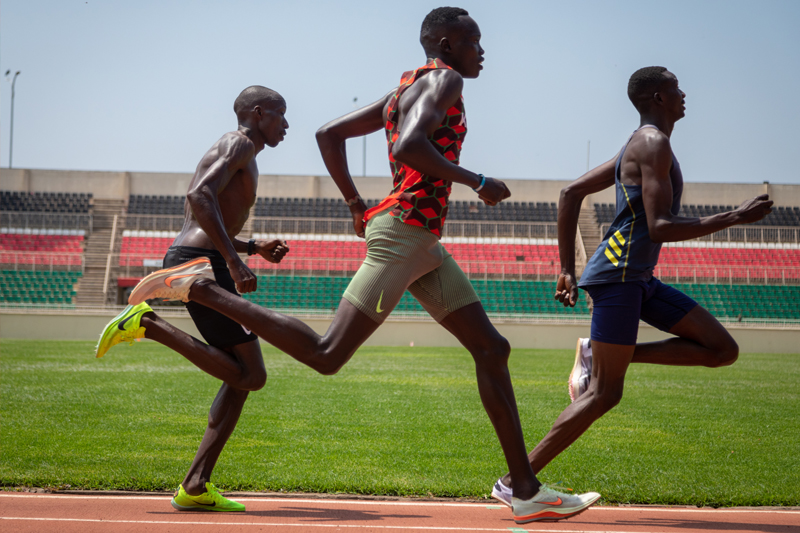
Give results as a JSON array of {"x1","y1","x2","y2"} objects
[
  {"x1": 604, "y1": 248, "x2": 620, "y2": 267},
  {"x1": 608, "y1": 235, "x2": 623, "y2": 256}
]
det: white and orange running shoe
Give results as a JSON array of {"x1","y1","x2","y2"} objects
[
  {"x1": 512, "y1": 484, "x2": 600, "y2": 523},
  {"x1": 128, "y1": 257, "x2": 215, "y2": 305},
  {"x1": 568, "y1": 338, "x2": 592, "y2": 402}
]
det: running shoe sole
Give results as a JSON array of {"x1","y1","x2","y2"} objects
[
  {"x1": 562, "y1": 339, "x2": 583, "y2": 402},
  {"x1": 170, "y1": 483, "x2": 245, "y2": 512},
  {"x1": 128, "y1": 257, "x2": 212, "y2": 305},
  {"x1": 568, "y1": 337, "x2": 587, "y2": 402},
  {"x1": 170, "y1": 498, "x2": 224, "y2": 512}
]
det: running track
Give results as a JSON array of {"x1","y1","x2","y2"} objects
[{"x1": 1, "y1": 493, "x2": 798, "y2": 532}]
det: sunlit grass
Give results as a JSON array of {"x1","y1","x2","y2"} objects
[{"x1": 1, "y1": 339, "x2": 797, "y2": 506}]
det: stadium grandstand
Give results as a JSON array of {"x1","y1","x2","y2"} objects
[{"x1": 2, "y1": 168, "x2": 799, "y2": 349}]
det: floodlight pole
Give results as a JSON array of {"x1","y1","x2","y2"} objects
[
  {"x1": 8, "y1": 71, "x2": 21, "y2": 168},
  {"x1": 586, "y1": 140, "x2": 591, "y2": 172}
]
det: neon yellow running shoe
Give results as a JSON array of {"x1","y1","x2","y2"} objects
[
  {"x1": 95, "y1": 302, "x2": 151, "y2": 358},
  {"x1": 171, "y1": 483, "x2": 245, "y2": 512}
]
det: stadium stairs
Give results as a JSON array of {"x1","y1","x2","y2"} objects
[
  {"x1": 577, "y1": 202, "x2": 601, "y2": 274},
  {"x1": 75, "y1": 199, "x2": 126, "y2": 306}
]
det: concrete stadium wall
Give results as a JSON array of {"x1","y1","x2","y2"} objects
[
  {"x1": 1, "y1": 311, "x2": 797, "y2": 354},
  {"x1": 2, "y1": 168, "x2": 798, "y2": 207}
]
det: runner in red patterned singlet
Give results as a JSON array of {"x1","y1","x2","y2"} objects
[
  {"x1": 364, "y1": 58, "x2": 467, "y2": 236},
  {"x1": 128, "y1": 8, "x2": 600, "y2": 524}
]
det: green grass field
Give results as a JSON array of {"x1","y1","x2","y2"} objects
[{"x1": 1, "y1": 339, "x2": 798, "y2": 506}]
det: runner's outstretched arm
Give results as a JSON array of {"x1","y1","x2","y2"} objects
[
  {"x1": 638, "y1": 135, "x2": 773, "y2": 242},
  {"x1": 554, "y1": 157, "x2": 616, "y2": 307},
  {"x1": 316, "y1": 91, "x2": 394, "y2": 237}
]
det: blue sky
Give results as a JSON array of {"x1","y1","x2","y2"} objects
[{"x1": 1, "y1": 0, "x2": 798, "y2": 185}]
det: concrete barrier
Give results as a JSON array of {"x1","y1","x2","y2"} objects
[{"x1": 2, "y1": 309, "x2": 797, "y2": 354}]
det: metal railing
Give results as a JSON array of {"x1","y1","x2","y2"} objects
[
  {"x1": 251, "y1": 216, "x2": 559, "y2": 239},
  {"x1": 0, "y1": 251, "x2": 84, "y2": 272},
  {"x1": 123, "y1": 214, "x2": 560, "y2": 240},
  {"x1": 2, "y1": 251, "x2": 795, "y2": 286},
  {"x1": 442, "y1": 220, "x2": 558, "y2": 239},
  {"x1": 124, "y1": 214, "x2": 184, "y2": 232},
  {"x1": 652, "y1": 264, "x2": 800, "y2": 285},
  {"x1": 0, "y1": 211, "x2": 93, "y2": 233},
  {"x1": 600, "y1": 223, "x2": 800, "y2": 244},
  {"x1": 575, "y1": 224, "x2": 586, "y2": 266},
  {"x1": 102, "y1": 214, "x2": 118, "y2": 298},
  {"x1": 113, "y1": 253, "x2": 561, "y2": 282},
  {"x1": 109, "y1": 250, "x2": 800, "y2": 286}
]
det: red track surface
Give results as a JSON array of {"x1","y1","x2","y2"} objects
[{"x1": 1, "y1": 493, "x2": 798, "y2": 532}]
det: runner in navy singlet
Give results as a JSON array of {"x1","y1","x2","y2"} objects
[{"x1": 496, "y1": 66, "x2": 773, "y2": 489}]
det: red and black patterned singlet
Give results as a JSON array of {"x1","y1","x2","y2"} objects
[{"x1": 363, "y1": 58, "x2": 467, "y2": 238}]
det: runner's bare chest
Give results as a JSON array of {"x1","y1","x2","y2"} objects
[{"x1": 217, "y1": 159, "x2": 258, "y2": 238}]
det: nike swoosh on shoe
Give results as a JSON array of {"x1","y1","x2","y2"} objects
[{"x1": 117, "y1": 310, "x2": 145, "y2": 331}]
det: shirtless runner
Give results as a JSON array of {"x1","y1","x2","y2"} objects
[
  {"x1": 95, "y1": 85, "x2": 289, "y2": 512},
  {"x1": 125, "y1": 7, "x2": 600, "y2": 524}
]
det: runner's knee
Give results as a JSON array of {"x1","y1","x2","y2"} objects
[
  {"x1": 711, "y1": 337, "x2": 739, "y2": 367},
  {"x1": 241, "y1": 367, "x2": 267, "y2": 391},
  {"x1": 471, "y1": 335, "x2": 511, "y2": 369},
  {"x1": 588, "y1": 384, "x2": 624, "y2": 414},
  {"x1": 187, "y1": 278, "x2": 218, "y2": 301}
]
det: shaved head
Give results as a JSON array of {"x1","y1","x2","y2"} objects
[{"x1": 233, "y1": 85, "x2": 284, "y2": 120}]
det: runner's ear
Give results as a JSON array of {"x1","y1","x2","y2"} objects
[{"x1": 653, "y1": 92, "x2": 663, "y2": 107}]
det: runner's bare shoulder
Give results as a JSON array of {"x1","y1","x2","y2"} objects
[{"x1": 629, "y1": 127, "x2": 671, "y2": 159}]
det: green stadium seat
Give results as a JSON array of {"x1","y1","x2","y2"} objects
[{"x1": 0, "y1": 270, "x2": 82, "y2": 304}]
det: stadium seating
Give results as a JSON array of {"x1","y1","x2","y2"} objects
[
  {"x1": 0, "y1": 269, "x2": 81, "y2": 304},
  {"x1": 119, "y1": 231, "x2": 560, "y2": 277},
  {"x1": 127, "y1": 195, "x2": 186, "y2": 215},
  {"x1": 116, "y1": 196, "x2": 800, "y2": 322},
  {"x1": 0, "y1": 191, "x2": 92, "y2": 213},
  {"x1": 595, "y1": 203, "x2": 800, "y2": 226},
  {"x1": 673, "y1": 282, "x2": 800, "y2": 321},
  {"x1": 246, "y1": 233, "x2": 560, "y2": 278},
  {"x1": 119, "y1": 230, "x2": 175, "y2": 266},
  {"x1": 656, "y1": 242, "x2": 800, "y2": 282},
  {"x1": 0, "y1": 228, "x2": 85, "y2": 266},
  {"x1": 254, "y1": 197, "x2": 558, "y2": 222},
  {"x1": 243, "y1": 275, "x2": 590, "y2": 317},
  {"x1": 241, "y1": 275, "x2": 800, "y2": 321},
  {"x1": 128, "y1": 195, "x2": 558, "y2": 222}
]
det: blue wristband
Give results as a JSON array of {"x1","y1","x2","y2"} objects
[{"x1": 473, "y1": 174, "x2": 486, "y2": 192}]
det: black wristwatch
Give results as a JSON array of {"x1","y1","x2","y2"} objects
[{"x1": 247, "y1": 239, "x2": 257, "y2": 256}]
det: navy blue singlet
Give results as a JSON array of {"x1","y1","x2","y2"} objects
[{"x1": 579, "y1": 125, "x2": 683, "y2": 287}]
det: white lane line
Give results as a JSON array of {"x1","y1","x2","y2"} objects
[
  {"x1": 1, "y1": 494, "x2": 798, "y2": 514},
  {"x1": 0, "y1": 516, "x2": 620, "y2": 532}
]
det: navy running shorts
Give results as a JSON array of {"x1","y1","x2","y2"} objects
[
  {"x1": 582, "y1": 277, "x2": 698, "y2": 346},
  {"x1": 163, "y1": 246, "x2": 258, "y2": 349}
]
